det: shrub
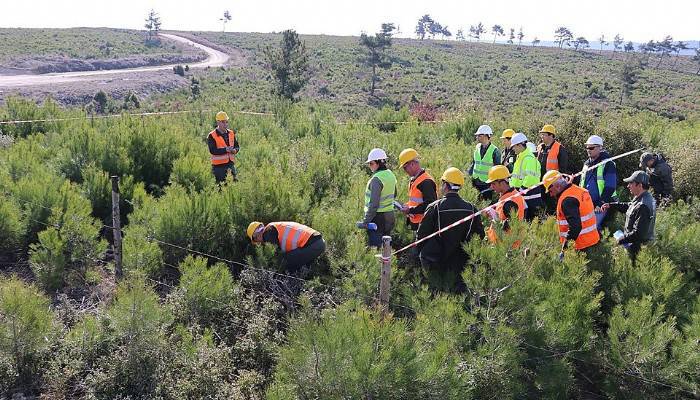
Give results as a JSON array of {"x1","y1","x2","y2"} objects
[
  {"x1": 169, "y1": 153, "x2": 215, "y2": 193},
  {"x1": 0, "y1": 199, "x2": 23, "y2": 254},
  {"x1": 663, "y1": 137, "x2": 700, "y2": 200}
]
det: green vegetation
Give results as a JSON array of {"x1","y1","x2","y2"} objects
[{"x1": 0, "y1": 30, "x2": 699, "y2": 398}]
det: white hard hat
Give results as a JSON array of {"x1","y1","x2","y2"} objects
[
  {"x1": 366, "y1": 148, "x2": 388, "y2": 163},
  {"x1": 585, "y1": 135, "x2": 604, "y2": 146},
  {"x1": 474, "y1": 124, "x2": 493, "y2": 136},
  {"x1": 526, "y1": 142, "x2": 537, "y2": 153},
  {"x1": 510, "y1": 132, "x2": 528, "y2": 146}
]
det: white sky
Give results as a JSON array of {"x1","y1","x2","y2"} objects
[{"x1": 2, "y1": 0, "x2": 698, "y2": 43}]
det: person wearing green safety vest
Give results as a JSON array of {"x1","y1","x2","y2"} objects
[
  {"x1": 359, "y1": 148, "x2": 398, "y2": 247},
  {"x1": 509, "y1": 132, "x2": 543, "y2": 220},
  {"x1": 468, "y1": 124, "x2": 501, "y2": 201},
  {"x1": 581, "y1": 135, "x2": 618, "y2": 232}
]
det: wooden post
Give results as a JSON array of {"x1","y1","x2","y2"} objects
[
  {"x1": 378, "y1": 235, "x2": 392, "y2": 316},
  {"x1": 111, "y1": 176, "x2": 123, "y2": 280}
]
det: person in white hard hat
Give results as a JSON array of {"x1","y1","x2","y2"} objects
[
  {"x1": 581, "y1": 135, "x2": 618, "y2": 231},
  {"x1": 467, "y1": 124, "x2": 501, "y2": 201},
  {"x1": 509, "y1": 132, "x2": 543, "y2": 220},
  {"x1": 359, "y1": 148, "x2": 398, "y2": 247}
]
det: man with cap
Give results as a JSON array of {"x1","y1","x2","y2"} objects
[
  {"x1": 601, "y1": 171, "x2": 656, "y2": 265},
  {"x1": 468, "y1": 124, "x2": 501, "y2": 201},
  {"x1": 208, "y1": 111, "x2": 240, "y2": 183},
  {"x1": 542, "y1": 170, "x2": 600, "y2": 259},
  {"x1": 358, "y1": 148, "x2": 397, "y2": 247},
  {"x1": 500, "y1": 129, "x2": 517, "y2": 172},
  {"x1": 398, "y1": 148, "x2": 437, "y2": 232},
  {"x1": 246, "y1": 221, "x2": 326, "y2": 273},
  {"x1": 639, "y1": 152, "x2": 673, "y2": 204},
  {"x1": 581, "y1": 135, "x2": 618, "y2": 231},
  {"x1": 510, "y1": 132, "x2": 544, "y2": 220},
  {"x1": 416, "y1": 167, "x2": 484, "y2": 293},
  {"x1": 537, "y1": 124, "x2": 570, "y2": 215}
]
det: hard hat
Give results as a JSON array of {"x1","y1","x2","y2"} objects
[
  {"x1": 539, "y1": 124, "x2": 556, "y2": 135},
  {"x1": 441, "y1": 167, "x2": 465, "y2": 187},
  {"x1": 246, "y1": 221, "x2": 263, "y2": 241},
  {"x1": 500, "y1": 129, "x2": 515, "y2": 139},
  {"x1": 585, "y1": 135, "x2": 604, "y2": 146},
  {"x1": 215, "y1": 111, "x2": 229, "y2": 122},
  {"x1": 510, "y1": 132, "x2": 528, "y2": 147},
  {"x1": 526, "y1": 142, "x2": 537, "y2": 153},
  {"x1": 474, "y1": 124, "x2": 493, "y2": 136},
  {"x1": 365, "y1": 148, "x2": 388, "y2": 163},
  {"x1": 399, "y1": 148, "x2": 419, "y2": 167},
  {"x1": 486, "y1": 165, "x2": 511, "y2": 183},
  {"x1": 542, "y1": 170, "x2": 562, "y2": 193}
]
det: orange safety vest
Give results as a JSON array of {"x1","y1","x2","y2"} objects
[
  {"x1": 267, "y1": 222, "x2": 318, "y2": 253},
  {"x1": 209, "y1": 129, "x2": 236, "y2": 166},
  {"x1": 545, "y1": 141, "x2": 561, "y2": 172},
  {"x1": 487, "y1": 189, "x2": 525, "y2": 246},
  {"x1": 556, "y1": 185, "x2": 600, "y2": 250},
  {"x1": 406, "y1": 170, "x2": 435, "y2": 224}
]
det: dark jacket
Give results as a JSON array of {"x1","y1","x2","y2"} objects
[
  {"x1": 646, "y1": 156, "x2": 673, "y2": 201},
  {"x1": 502, "y1": 147, "x2": 516, "y2": 173},
  {"x1": 582, "y1": 151, "x2": 618, "y2": 206},
  {"x1": 407, "y1": 170, "x2": 438, "y2": 230},
  {"x1": 537, "y1": 141, "x2": 570, "y2": 176},
  {"x1": 609, "y1": 190, "x2": 656, "y2": 254},
  {"x1": 416, "y1": 192, "x2": 484, "y2": 266},
  {"x1": 262, "y1": 225, "x2": 322, "y2": 249}
]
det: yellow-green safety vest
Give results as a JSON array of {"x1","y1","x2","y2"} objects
[
  {"x1": 596, "y1": 163, "x2": 618, "y2": 199},
  {"x1": 364, "y1": 169, "x2": 397, "y2": 213},
  {"x1": 472, "y1": 143, "x2": 496, "y2": 183},
  {"x1": 510, "y1": 148, "x2": 541, "y2": 189}
]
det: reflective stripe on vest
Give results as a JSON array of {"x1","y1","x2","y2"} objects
[
  {"x1": 407, "y1": 170, "x2": 435, "y2": 224},
  {"x1": 511, "y1": 149, "x2": 541, "y2": 189},
  {"x1": 268, "y1": 222, "x2": 318, "y2": 253},
  {"x1": 556, "y1": 185, "x2": 600, "y2": 250},
  {"x1": 209, "y1": 129, "x2": 236, "y2": 165},
  {"x1": 545, "y1": 141, "x2": 561, "y2": 172},
  {"x1": 472, "y1": 143, "x2": 496, "y2": 182},
  {"x1": 364, "y1": 169, "x2": 397, "y2": 213},
  {"x1": 596, "y1": 163, "x2": 618, "y2": 199}
]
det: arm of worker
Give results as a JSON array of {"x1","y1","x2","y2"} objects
[
  {"x1": 415, "y1": 203, "x2": 437, "y2": 251},
  {"x1": 560, "y1": 196, "x2": 581, "y2": 250},
  {"x1": 261, "y1": 227, "x2": 279, "y2": 246},
  {"x1": 231, "y1": 133, "x2": 240, "y2": 154},
  {"x1": 558, "y1": 145, "x2": 569, "y2": 174},
  {"x1": 500, "y1": 200, "x2": 518, "y2": 231},
  {"x1": 492, "y1": 147, "x2": 502, "y2": 166},
  {"x1": 659, "y1": 164, "x2": 673, "y2": 197},
  {"x1": 467, "y1": 161, "x2": 475, "y2": 177},
  {"x1": 600, "y1": 162, "x2": 618, "y2": 204},
  {"x1": 604, "y1": 201, "x2": 630, "y2": 213},
  {"x1": 362, "y1": 177, "x2": 383, "y2": 224},
  {"x1": 618, "y1": 205, "x2": 652, "y2": 245},
  {"x1": 470, "y1": 208, "x2": 486, "y2": 239},
  {"x1": 207, "y1": 134, "x2": 228, "y2": 155},
  {"x1": 408, "y1": 179, "x2": 437, "y2": 215}
]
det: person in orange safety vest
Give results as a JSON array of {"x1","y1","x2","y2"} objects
[
  {"x1": 484, "y1": 165, "x2": 526, "y2": 246},
  {"x1": 246, "y1": 221, "x2": 326, "y2": 273},
  {"x1": 398, "y1": 148, "x2": 437, "y2": 231},
  {"x1": 208, "y1": 111, "x2": 239, "y2": 183}
]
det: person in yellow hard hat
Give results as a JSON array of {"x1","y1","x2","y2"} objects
[
  {"x1": 208, "y1": 111, "x2": 239, "y2": 183},
  {"x1": 416, "y1": 167, "x2": 484, "y2": 293},
  {"x1": 398, "y1": 148, "x2": 437, "y2": 232},
  {"x1": 536, "y1": 124, "x2": 570, "y2": 215},
  {"x1": 247, "y1": 221, "x2": 325, "y2": 273},
  {"x1": 485, "y1": 165, "x2": 526, "y2": 245},
  {"x1": 500, "y1": 129, "x2": 516, "y2": 173}
]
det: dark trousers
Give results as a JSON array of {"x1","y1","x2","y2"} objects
[
  {"x1": 367, "y1": 212, "x2": 395, "y2": 247},
  {"x1": 419, "y1": 258, "x2": 466, "y2": 294},
  {"x1": 212, "y1": 163, "x2": 237, "y2": 183},
  {"x1": 282, "y1": 237, "x2": 326, "y2": 273}
]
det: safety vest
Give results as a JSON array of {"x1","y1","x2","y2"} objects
[
  {"x1": 267, "y1": 222, "x2": 318, "y2": 253},
  {"x1": 545, "y1": 141, "x2": 561, "y2": 172},
  {"x1": 209, "y1": 129, "x2": 236, "y2": 166},
  {"x1": 556, "y1": 185, "x2": 600, "y2": 250},
  {"x1": 511, "y1": 148, "x2": 542, "y2": 203},
  {"x1": 364, "y1": 169, "x2": 397, "y2": 213},
  {"x1": 486, "y1": 189, "x2": 525, "y2": 245},
  {"x1": 595, "y1": 163, "x2": 618, "y2": 199},
  {"x1": 472, "y1": 143, "x2": 496, "y2": 183},
  {"x1": 407, "y1": 170, "x2": 435, "y2": 224}
]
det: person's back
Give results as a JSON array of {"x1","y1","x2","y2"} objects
[{"x1": 647, "y1": 156, "x2": 673, "y2": 201}]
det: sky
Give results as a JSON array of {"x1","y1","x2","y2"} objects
[{"x1": 1, "y1": 0, "x2": 698, "y2": 43}]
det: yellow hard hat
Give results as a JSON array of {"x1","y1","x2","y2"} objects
[
  {"x1": 399, "y1": 148, "x2": 419, "y2": 167},
  {"x1": 539, "y1": 124, "x2": 556, "y2": 135},
  {"x1": 216, "y1": 111, "x2": 229, "y2": 122},
  {"x1": 500, "y1": 129, "x2": 515, "y2": 139},
  {"x1": 441, "y1": 167, "x2": 465, "y2": 187},
  {"x1": 542, "y1": 170, "x2": 562, "y2": 193},
  {"x1": 246, "y1": 221, "x2": 263, "y2": 241},
  {"x1": 486, "y1": 165, "x2": 511, "y2": 183}
]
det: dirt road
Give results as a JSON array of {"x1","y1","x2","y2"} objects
[{"x1": 0, "y1": 34, "x2": 230, "y2": 88}]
